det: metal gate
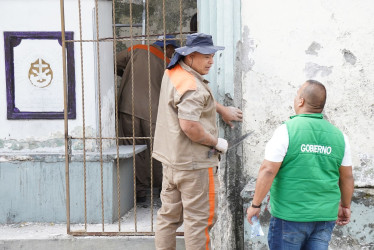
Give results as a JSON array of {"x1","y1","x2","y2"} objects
[{"x1": 59, "y1": 0, "x2": 196, "y2": 236}]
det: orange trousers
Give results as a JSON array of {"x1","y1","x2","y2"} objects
[{"x1": 155, "y1": 164, "x2": 219, "y2": 250}]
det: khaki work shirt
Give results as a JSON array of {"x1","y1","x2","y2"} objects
[
  {"x1": 117, "y1": 44, "x2": 169, "y2": 122},
  {"x1": 152, "y1": 61, "x2": 219, "y2": 170}
]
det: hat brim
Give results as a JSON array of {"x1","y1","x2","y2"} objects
[
  {"x1": 167, "y1": 52, "x2": 183, "y2": 69},
  {"x1": 167, "y1": 45, "x2": 225, "y2": 69},
  {"x1": 175, "y1": 45, "x2": 225, "y2": 56}
]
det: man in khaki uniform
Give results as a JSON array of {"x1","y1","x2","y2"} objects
[
  {"x1": 153, "y1": 33, "x2": 243, "y2": 250},
  {"x1": 117, "y1": 35, "x2": 178, "y2": 202}
]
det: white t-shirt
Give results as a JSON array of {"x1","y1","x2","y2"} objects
[{"x1": 264, "y1": 124, "x2": 352, "y2": 166}]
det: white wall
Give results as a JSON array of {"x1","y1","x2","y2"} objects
[
  {"x1": 0, "y1": 0, "x2": 115, "y2": 151},
  {"x1": 241, "y1": 0, "x2": 374, "y2": 186}
]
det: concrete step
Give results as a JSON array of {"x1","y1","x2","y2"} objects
[
  {"x1": 1, "y1": 237, "x2": 186, "y2": 250},
  {"x1": 0, "y1": 223, "x2": 185, "y2": 250}
]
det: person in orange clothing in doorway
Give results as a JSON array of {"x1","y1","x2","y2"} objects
[
  {"x1": 116, "y1": 35, "x2": 178, "y2": 203},
  {"x1": 153, "y1": 33, "x2": 243, "y2": 250}
]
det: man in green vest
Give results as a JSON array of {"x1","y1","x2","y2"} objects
[{"x1": 246, "y1": 80, "x2": 354, "y2": 249}]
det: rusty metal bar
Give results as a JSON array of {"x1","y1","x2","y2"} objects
[
  {"x1": 77, "y1": 0, "x2": 88, "y2": 231},
  {"x1": 70, "y1": 136, "x2": 151, "y2": 140},
  {"x1": 63, "y1": 32, "x2": 192, "y2": 43},
  {"x1": 111, "y1": 0, "x2": 122, "y2": 233},
  {"x1": 70, "y1": 231, "x2": 184, "y2": 236},
  {"x1": 128, "y1": 0, "x2": 139, "y2": 233},
  {"x1": 179, "y1": 0, "x2": 183, "y2": 46},
  {"x1": 114, "y1": 24, "x2": 142, "y2": 27},
  {"x1": 59, "y1": 0, "x2": 70, "y2": 235},
  {"x1": 146, "y1": 0, "x2": 153, "y2": 232},
  {"x1": 93, "y1": 0, "x2": 106, "y2": 232}
]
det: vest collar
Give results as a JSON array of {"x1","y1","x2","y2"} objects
[{"x1": 290, "y1": 113, "x2": 323, "y2": 119}]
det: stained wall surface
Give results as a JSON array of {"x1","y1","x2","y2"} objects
[
  {"x1": 241, "y1": 0, "x2": 374, "y2": 187},
  {"x1": 0, "y1": 0, "x2": 115, "y2": 152}
]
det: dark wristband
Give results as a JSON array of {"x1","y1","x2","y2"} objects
[
  {"x1": 340, "y1": 204, "x2": 350, "y2": 209},
  {"x1": 251, "y1": 203, "x2": 261, "y2": 208}
]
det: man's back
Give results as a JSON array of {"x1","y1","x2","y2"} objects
[
  {"x1": 270, "y1": 113, "x2": 345, "y2": 222},
  {"x1": 117, "y1": 45, "x2": 167, "y2": 122},
  {"x1": 246, "y1": 80, "x2": 354, "y2": 250}
]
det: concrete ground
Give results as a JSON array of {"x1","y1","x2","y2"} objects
[{"x1": 0, "y1": 196, "x2": 185, "y2": 250}]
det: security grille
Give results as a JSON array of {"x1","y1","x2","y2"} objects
[{"x1": 60, "y1": 0, "x2": 197, "y2": 236}]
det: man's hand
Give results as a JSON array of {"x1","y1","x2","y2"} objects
[
  {"x1": 246, "y1": 206, "x2": 261, "y2": 225},
  {"x1": 216, "y1": 103, "x2": 243, "y2": 128},
  {"x1": 215, "y1": 138, "x2": 228, "y2": 154},
  {"x1": 336, "y1": 205, "x2": 351, "y2": 226},
  {"x1": 338, "y1": 166, "x2": 354, "y2": 226},
  {"x1": 222, "y1": 106, "x2": 243, "y2": 128}
]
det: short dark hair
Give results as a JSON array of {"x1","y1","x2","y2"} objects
[{"x1": 303, "y1": 80, "x2": 327, "y2": 111}]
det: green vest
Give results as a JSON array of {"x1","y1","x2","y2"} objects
[{"x1": 270, "y1": 114, "x2": 345, "y2": 222}]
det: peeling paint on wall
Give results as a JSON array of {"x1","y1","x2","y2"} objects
[
  {"x1": 304, "y1": 62, "x2": 333, "y2": 79},
  {"x1": 342, "y1": 49, "x2": 357, "y2": 65},
  {"x1": 0, "y1": 138, "x2": 64, "y2": 152},
  {"x1": 241, "y1": 26, "x2": 256, "y2": 73},
  {"x1": 240, "y1": 1, "x2": 374, "y2": 247},
  {"x1": 70, "y1": 126, "x2": 97, "y2": 151},
  {"x1": 305, "y1": 41, "x2": 322, "y2": 56},
  {"x1": 0, "y1": 126, "x2": 100, "y2": 153},
  {"x1": 355, "y1": 154, "x2": 374, "y2": 187}
]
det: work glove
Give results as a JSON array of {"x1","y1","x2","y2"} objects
[{"x1": 215, "y1": 138, "x2": 228, "y2": 154}]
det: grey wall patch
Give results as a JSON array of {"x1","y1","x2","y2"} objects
[
  {"x1": 342, "y1": 49, "x2": 357, "y2": 65},
  {"x1": 241, "y1": 25, "x2": 255, "y2": 73},
  {"x1": 305, "y1": 41, "x2": 322, "y2": 56},
  {"x1": 304, "y1": 62, "x2": 333, "y2": 79}
]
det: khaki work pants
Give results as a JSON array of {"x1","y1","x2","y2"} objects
[
  {"x1": 155, "y1": 164, "x2": 219, "y2": 250},
  {"x1": 119, "y1": 112, "x2": 163, "y2": 197}
]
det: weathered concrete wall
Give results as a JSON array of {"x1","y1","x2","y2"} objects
[
  {"x1": 115, "y1": 0, "x2": 196, "y2": 51},
  {"x1": 241, "y1": 0, "x2": 374, "y2": 186},
  {"x1": 0, "y1": 145, "x2": 145, "y2": 224},
  {"x1": 0, "y1": 0, "x2": 115, "y2": 152},
  {"x1": 239, "y1": 0, "x2": 374, "y2": 249}
]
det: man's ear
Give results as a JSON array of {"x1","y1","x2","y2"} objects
[
  {"x1": 299, "y1": 97, "x2": 305, "y2": 107},
  {"x1": 185, "y1": 54, "x2": 192, "y2": 62}
]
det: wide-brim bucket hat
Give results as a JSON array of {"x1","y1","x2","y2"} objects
[
  {"x1": 167, "y1": 33, "x2": 224, "y2": 69},
  {"x1": 153, "y1": 35, "x2": 179, "y2": 48}
]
